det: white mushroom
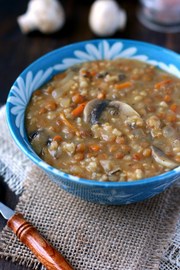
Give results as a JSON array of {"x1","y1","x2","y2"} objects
[
  {"x1": 17, "y1": 0, "x2": 65, "y2": 34},
  {"x1": 89, "y1": 0, "x2": 127, "y2": 36},
  {"x1": 83, "y1": 99, "x2": 143, "y2": 127}
]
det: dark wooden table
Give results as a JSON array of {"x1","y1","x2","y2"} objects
[{"x1": 0, "y1": 0, "x2": 179, "y2": 269}]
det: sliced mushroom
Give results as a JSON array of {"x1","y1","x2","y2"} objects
[
  {"x1": 99, "y1": 160, "x2": 113, "y2": 174},
  {"x1": 29, "y1": 128, "x2": 51, "y2": 155},
  {"x1": 151, "y1": 145, "x2": 178, "y2": 169},
  {"x1": 108, "y1": 168, "x2": 121, "y2": 175},
  {"x1": 83, "y1": 99, "x2": 109, "y2": 124},
  {"x1": 29, "y1": 130, "x2": 40, "y2": 142},
  {"x1": 100, "y1": 160, "x2": 121, "y2": 175},
  {"x1": 108, "y1": 100, "x2": 141, "y2": 121},
  {"x1": 84, "y1": 98, "x2": 142, "y2": 127}
]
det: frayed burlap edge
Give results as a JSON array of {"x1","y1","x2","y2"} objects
[
  {"x1": 139, "y1": 185, "x2": 180, "y2": 269},
  {"x1": 0, "y1": 165, "x2": 180, "y2": 270},
  {"x1": 0, "y1": 106, "x2": 33, "y2": 195}
]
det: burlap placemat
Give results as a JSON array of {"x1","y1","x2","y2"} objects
[{"x1": 0, "y1": 165, "x2": 180, "y2": 270}]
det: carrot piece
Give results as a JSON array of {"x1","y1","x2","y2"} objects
[
  {"x1": 53, "y1": 135, "x2": 63, "y2": 143},
  {"x1": 170, "y1": 103, "x2": 177, "y2": 112},
  {"x1": 59, "y1": 112, "x2": 79, "y2": 135},
  {"x1": 115, "y1": 81, "x2": 132, "y2": 90},
  {"x1": 154, "y1": 79, "x2": 172, "y2": 89},
  {"x1": 71, "y1": 102, "x2": 87, "y2": 117},
  {"x1": 164, "y1": 95, "x2": 171, "y2": 102},
  {"x1": 89, "y1": 144, "x2": 101, "y2": 152}
]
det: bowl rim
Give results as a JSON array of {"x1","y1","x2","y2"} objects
[{"x1": 6, "y1": 38, "x2": 180, "y2": 188}]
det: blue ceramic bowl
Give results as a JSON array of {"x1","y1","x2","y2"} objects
[{"x1": 6, "y1": 39, "x2": 180, "y2": 205}]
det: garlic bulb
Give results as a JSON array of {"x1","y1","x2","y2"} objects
[
  {"x1": 17, "y1": 0, "x2": 65, "y2": 34},
  {"x1": 89, "y1": 0, "x2": 127, "y2": 36}
]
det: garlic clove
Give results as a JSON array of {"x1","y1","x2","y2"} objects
[
  {"x1": 89, "y1": 0, "x2": 127, "y2": 36},
  {"x1": 17, "y1": 0, "x2": 65, "y2": 34}
]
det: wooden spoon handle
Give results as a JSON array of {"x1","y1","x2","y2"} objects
[{"x1": 7, "y1": 213, "x2": 74, "y2": 270}]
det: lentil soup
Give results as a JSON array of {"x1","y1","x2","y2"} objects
[{"x1": 25, "y1": 59, "x2": 180, "y2": 182}]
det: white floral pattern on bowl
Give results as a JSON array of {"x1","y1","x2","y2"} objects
[
  {"x1": 8, "y1": 68, "x2": 53, "y2": 137},
  {"x1": 54, "y1": 40, "x2": 180, "y2": 77},
  {"x1": 7, "y1": 40, "x2": 180, "y2": 138}
]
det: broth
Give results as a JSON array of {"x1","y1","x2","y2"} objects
[{"x1": 25, "y1": 59, "x2": 180, "y2": 182}]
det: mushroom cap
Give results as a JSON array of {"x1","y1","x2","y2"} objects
[
  {"x1": 17, "y1": 0, "x2": 65, "y2": 34},
  {"x1": 89, "y1": 0, "x2": 127, "y2": 36},
  {"x1": 83, "y1": 99, "x2": 142, "y2": 125}
]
